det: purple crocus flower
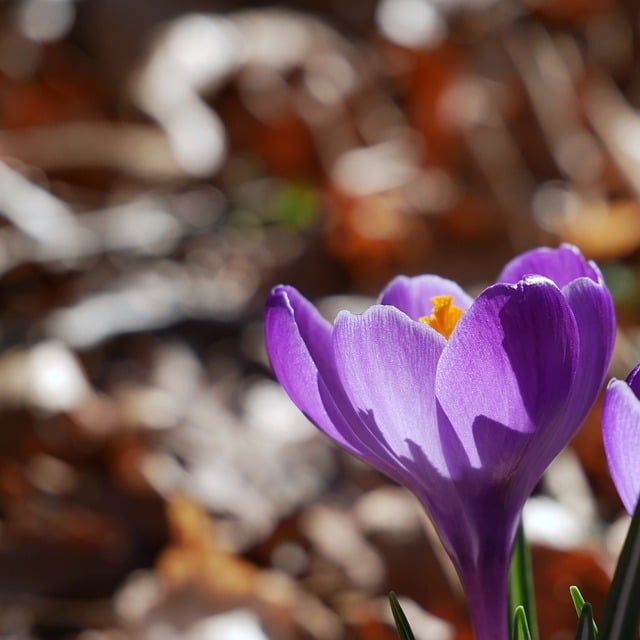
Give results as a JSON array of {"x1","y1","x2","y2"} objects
[
  {"x1": 264, "y1": 244, "x2": 615, "y2": 640},
  {"x1": 602, "y1": 365, "x2": 640, "y2": 514}
]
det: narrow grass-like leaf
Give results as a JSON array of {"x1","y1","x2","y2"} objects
[
  {"x1": 389, "y1": 591, "x2": 416, "y2": 640},
  {"x1": 599, "y1": 498, "x2": 640, "y2": 640},
  {"x1": 575, "y1": 603, "x2": 596, "y2": 640},
  {"x1": 513, "y1": 606, "x2": 533, "y2": 640},
  {"x1": 570, "y1": 586, "x2": 598, "y2": 637},
  {"x1": 570, "y1": 585, "x2": 587, "y2": 616},
  {"x1": 509, "y1": 520, "x2": 538, "y2": 640}
]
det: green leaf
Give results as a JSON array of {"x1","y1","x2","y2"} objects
[
  {"x1": 575, "y1": 603, "x2": 596, "y2": 640},
  {"x1": 389, "y1": 591, "x2": 416, "y2": 640},
  {"x1": 509, "y1": 520, "x2": 539, "y2": 640},
  {"x1": 570, "y1": 586, "x2": 598, "y2": 637},
  {"x1": 513, "y1": 606, "x2": 533, "y2": 640},
  {"x1": 570, "y1": 585, "x2": 588, "y2": 616},
  {"x1": 599, "y1": 498, "x2": 640, "y2": 640}
]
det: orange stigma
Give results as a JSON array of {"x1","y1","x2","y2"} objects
[{"x1": 420, "y1": 295, "x2": 463, "y2": 339}]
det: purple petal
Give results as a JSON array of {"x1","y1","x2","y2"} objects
[
  {"x1": 264, "y1": 287, "x2": 435, "y2": 489},
  {"x1": 332, "y1": 305, "x2": 449, "y2": 479},
  {"x1": 379, "y1": 274, "x2": 474, "y2": 320},
  {"x1": 435, "y1": 277, "x2": 579, "y2": 495},
  {"x1": 264, "y1": 285, "x2": 364, "y2": 457},
  {"x1": 603, "y1": 378, "x2": 640, "y2": 514},
  {"x1": 498, "y1": 243, "x2": 599, "y2": 288},
  {"x1": 500, "y1": 243, "x2": 615, "y2": 458},
  {"x1": 627, "y1": 363, "x2": 640, "y2": 396},
  {"x1": 562, "y1": 273, "x2": 616, "y2": 423}
]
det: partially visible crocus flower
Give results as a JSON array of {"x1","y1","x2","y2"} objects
[
  {"x1": 602, "y1": 365, "x2": 640, "y2": 514},
  {"x1": 264, "y1": 244, "x2": 615, "y2": 640}
]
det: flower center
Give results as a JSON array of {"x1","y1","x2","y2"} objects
[{"x1": 419, "y1": 295, "x2": 463, "y2": 339}]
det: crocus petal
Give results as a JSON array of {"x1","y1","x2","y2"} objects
[
  {"x1": 498, "y1": 243, "x2": 599, "y2": 288},
  {"x1": 500, "y1": 244, "x2": 615, "y2": 446},
  {"x1": 264, "y1": 286, "x2": 434, "y2": 488},
  {"x1": 627, "y1": 363, "x2": 640, "y2": 395},
  {"x1": 435, "y1": 276, "x2": 579, "y2": 497},
  {"x1": 603, "y1": 376, "x2": 640, "y2": 514},
  {"x1": 264, "y1": 285, "x2": 365, "y2": 457},
  {"x1": 379, "y1": 274, "x2": 474, "y2": 320},
  {"x1": 562, "y1": 274, "x2": 616, "y2": 422},
  {"x1": 332, "y1": 305, "x2": 449, "y2": 482}
]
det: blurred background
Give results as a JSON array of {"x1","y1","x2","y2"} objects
[{"x1": 0, "y1": 0, "x2": 639, "y2": 638}]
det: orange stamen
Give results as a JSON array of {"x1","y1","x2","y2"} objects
[{"x1": 419, "y1": 295, "x2": 463, "y2": 339}]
